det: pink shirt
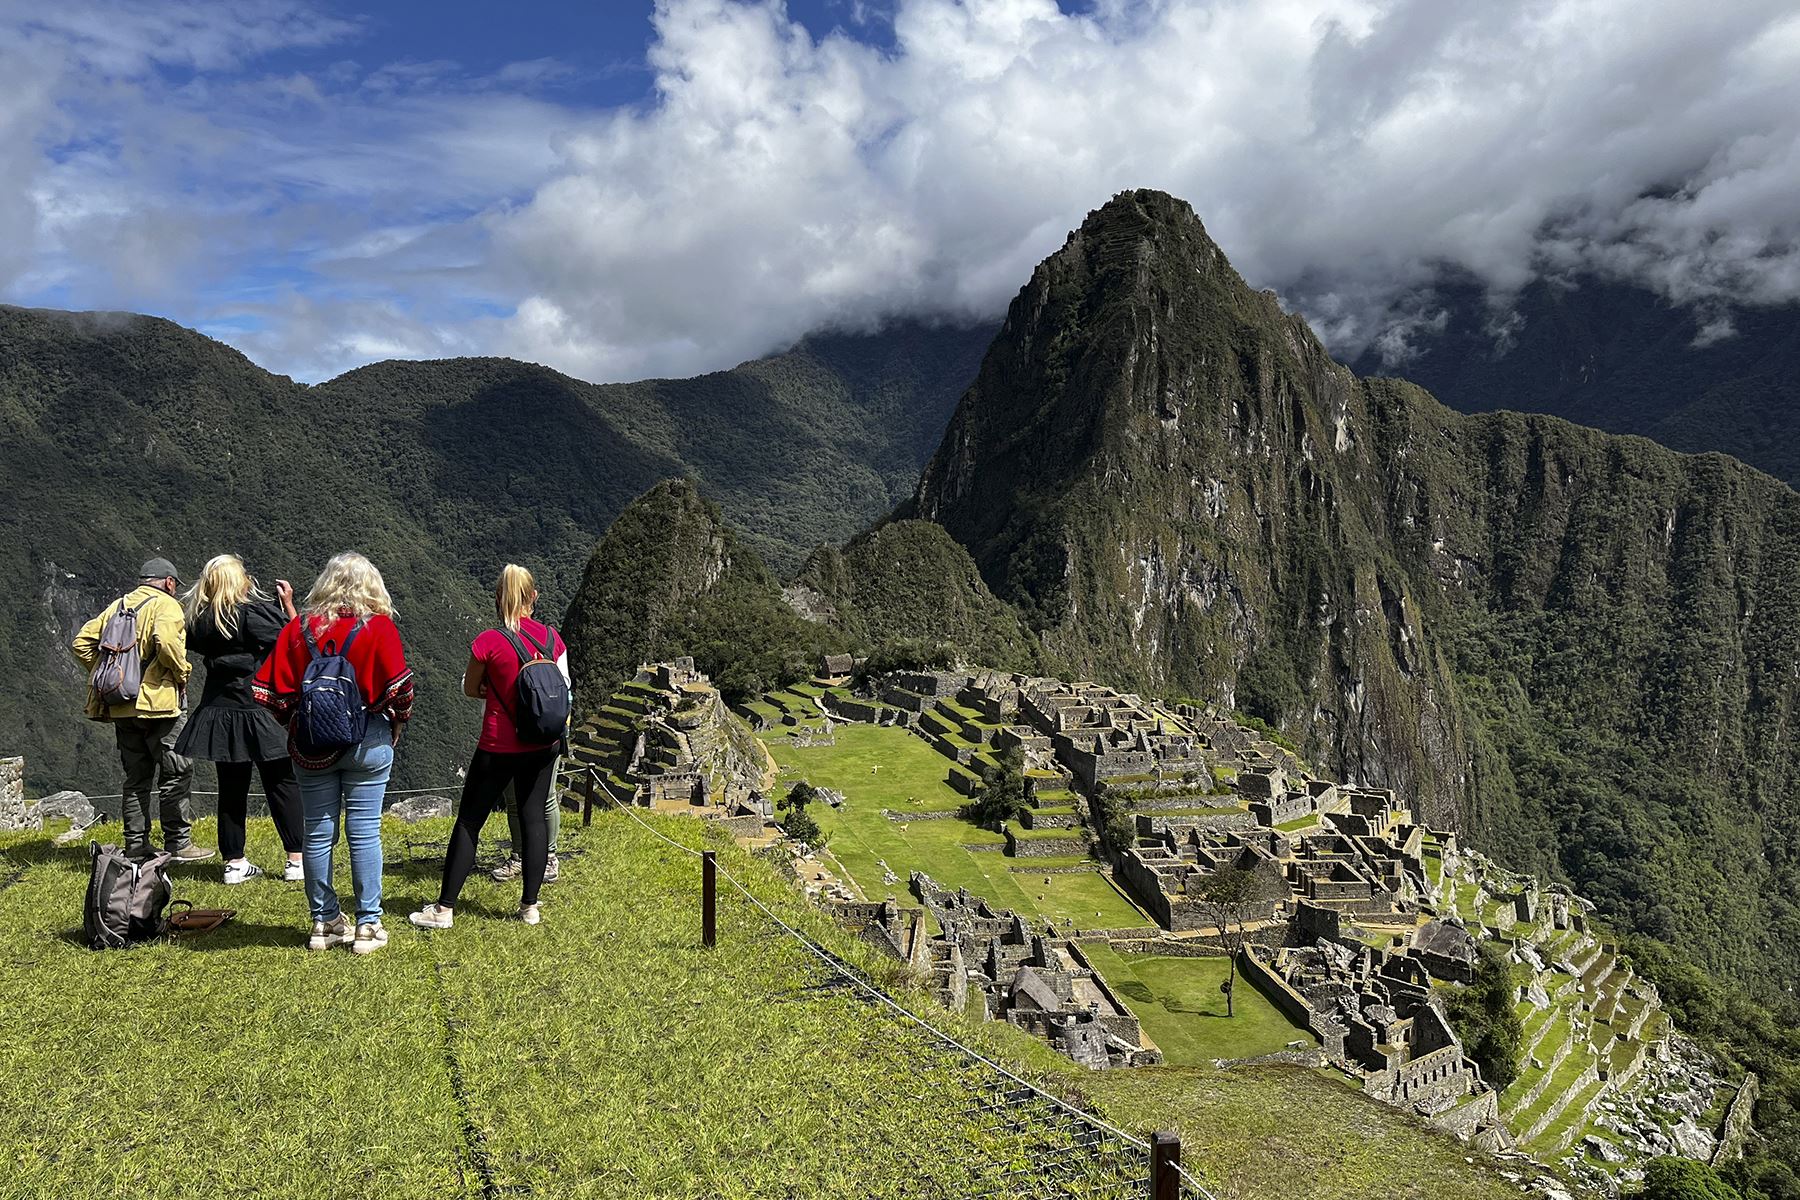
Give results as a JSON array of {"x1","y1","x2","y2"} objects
[{"x1": 473, "y1": 617, "x2": 568, "y2": 754}]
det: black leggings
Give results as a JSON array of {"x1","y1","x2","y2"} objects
[
  {"x1": 216, "y1": 759, "x2": 303, "y2": 860},
  {"x1": 440, "y1": 746, "x2": 559, "y2": 909}
]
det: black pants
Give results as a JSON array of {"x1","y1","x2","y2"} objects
[
  {"x1": 440, "y1": 746, "x2": 558, "y2": 909},
  {"x1": 115, "y1": 716, "x2": 194, "y2": 854},
  {"x1": 216, "y1": 759, "x2": 303, "y2": 860}
]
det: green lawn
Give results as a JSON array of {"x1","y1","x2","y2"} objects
[
  {"x1": 1083, "y1": 1066, "x2": 1526, "y2": 1200},
  {"x1": 766, "y1": 723, "x2": 1147, "y2": 930},
  {"x1": 0, "y1": 813, "x2": 1155, "y2": 1200},
  {"x1": 0, "y1": 807, "x2": 1543, "y2": 1200},
  {"x1": 1079, "y1": 943, "x2": 1313, "y2": 1065}
]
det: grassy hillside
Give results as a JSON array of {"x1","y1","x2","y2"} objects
[
  {"x1": 0, "y1": 307, "x2": 984, "y2": 794},
  {"x1": 0, "y1": 810, "x2": 1535, "y2": 1200}
]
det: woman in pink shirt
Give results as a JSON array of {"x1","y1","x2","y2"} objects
[{"x1": 409, "y1": 564, "x2": 568, "y2": 928}]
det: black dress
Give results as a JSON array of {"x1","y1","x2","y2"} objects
[{"x1": 175, "y1": 600, "x2": 291, "y2": 763}]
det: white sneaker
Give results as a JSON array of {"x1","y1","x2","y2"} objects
[
  {"x1": 283, "y1": 860, "x2": 305, "y2": 883},
  {"x1": 223, "y1": 861, "x2": 265, "y2": 885},
  {"x1": 408, "y1": 903, "x2": 454, "y2": 930},
  {"x1": 518, "y1": 903, "x2": 541, "y2": 926},
  {"x1": 351, "y1": 923, "x2": 389, "y2": 955},
  {"x1": 307, "y1": 914, "x2": 353, "y2": 951}
]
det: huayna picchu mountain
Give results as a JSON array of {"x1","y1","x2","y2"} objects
[{"x1": 899, "y1": 189, "x2": 1800, "y2": 1005}]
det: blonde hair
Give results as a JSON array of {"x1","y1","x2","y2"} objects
[
  {"x1": 495, "y1": 564, "x2": 537, "y2": 631},
  {"x1": 183, "y1": 554, "x2": 270, "y2": 635},
  {"x1": 305, "y1": 552, "x2": 394, "y2": 619}
]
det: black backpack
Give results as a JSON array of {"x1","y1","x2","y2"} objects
[
  {"x1": 500, "y1": 625, "x2": 571, "y2": 744},
  {"x1": 296, "y1": 619, "x2": 368, "y2": 752},
  {"x1": 83, "y1": 843, "x2": 173, "y2": 949}
]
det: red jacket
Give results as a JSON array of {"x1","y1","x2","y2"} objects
[{"x1": 253, "y1": 611, "x2": 415, "y2": 768}]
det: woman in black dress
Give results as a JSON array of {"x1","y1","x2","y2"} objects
[{"x1": 176, "y1": 554, "x2": 303, "y2": 883}]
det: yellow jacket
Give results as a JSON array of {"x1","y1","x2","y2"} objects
[{"x1": 71, "y1": 585, "x2": 191, "y2": 720}]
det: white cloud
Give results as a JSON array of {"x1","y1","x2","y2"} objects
[
  {"x1": 3, "y1": 0, "x2": 1800, "y2": 382},
  {"x1": 488, "y1": 0, "x2": 1800, "y2": 378}
]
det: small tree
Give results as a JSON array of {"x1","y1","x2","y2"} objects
[
  {"x1": 1443, "y1": 940, "x2": 1525, "y2": 1092},
  {"x1": 778, "y1": 781, "x2": 825, "y2": 846},
  {"x1": 1191, "y1": 864, "x2": 1270, "y2": 1017},
  {"x1": 1640, "y1": 1157, "x2": 1744, "y2": 1200},
  {"x1": 960, "y1": 744, "x2": 1028, "y2": 832}
]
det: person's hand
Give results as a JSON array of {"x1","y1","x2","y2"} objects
[
  {"x1": 274, "y1": 579, "x2": 297, "y2": 619},
  {"x1": 391, "y1": 723, "x2": 404, "y2": 747}
]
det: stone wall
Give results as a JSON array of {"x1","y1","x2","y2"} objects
[
  {"x1": 1714, "y1": 1073, "x2": 1760, "y2": 1165},
  {"x1": 0, "y1": 757, "x2": 29, "y2": 832},
  {"x1": 1005, "y1": 829, "x2": 1090, "y2": 858},
  {"x1": 1240, "y1": 947, "x2": 1317, "y2": 1030},
  {"x1": 1428, "y1": 1088, "x2": 1502, "y2": 1142}
]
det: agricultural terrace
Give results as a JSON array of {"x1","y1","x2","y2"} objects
[{"x1": 758, "y1": 719, "x2": 1148, "y2": 931}]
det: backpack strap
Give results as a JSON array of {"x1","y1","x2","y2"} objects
[
  {"x1": 336, "y1": 618, "x2": 366, "y2": 657},
  {"x1": 305, "y1": 616, "x2": 366, "y2": 658},
  {"x1": 500, "y1": 627, "x2": 546, "y2": 665},
  {"x1": 522, "y1": 625, "x2": 556, "y2": 660}
]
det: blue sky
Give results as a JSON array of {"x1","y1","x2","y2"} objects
[{"x1": 1, "y1": 0, "x2": 1796, "y2": 384}]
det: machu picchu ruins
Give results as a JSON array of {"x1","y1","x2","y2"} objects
[
  {"x1": 562, "y1": 657, "x2": 778, "y2": 837},
  {"x1": 695, "y1": 661, "x2": 1753, "y2": 1192}
]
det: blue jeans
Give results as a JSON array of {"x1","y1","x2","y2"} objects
[{"x1": 297, "y1": 717, "x2": 393, "y2": 926}]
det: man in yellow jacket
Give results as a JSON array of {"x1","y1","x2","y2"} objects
[{"x1": 71, "y1": 558, "x2": 211, "y2": 862}]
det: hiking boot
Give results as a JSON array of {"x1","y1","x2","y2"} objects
[
  {"x1": 168, "y1": 844, "x2": 215, "y2": 864},
  {"x1": 283, "y1": 859, "x2": 305, "y2": 883},
  {"x1": 223, "y1": 861, "x2": 265, "y2": 885},
  {"x1": 307, "y1": 914, "x2": 353, "y2": 951},
  {"x1": 542, "y1": 853, "x2": 559, "y2": 884},
  {"x1": 351, "y1": 923, "x2": 389, "y2": 955},
  {"x1": 518, "y1": 903, "x2": 541, "y2": 926},
  {"x1": 408, "y1": 903, "x2": 454, "y2": 930},
  {"x1": 489, "y1": 855, "x2": 523, "y2": 882}
]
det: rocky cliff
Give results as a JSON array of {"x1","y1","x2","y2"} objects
[{"x1": 904, "y1": 190, "x2": 1800, "y2": 996}]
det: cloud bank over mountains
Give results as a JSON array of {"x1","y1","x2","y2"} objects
[{"x1": 3, "y1": 0, "x2": 1798, "y2": 382}]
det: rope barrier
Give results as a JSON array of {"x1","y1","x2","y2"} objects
[
  {"x1": 601, "y1": 785, "x2": 1222, "y2": 1199},
  {"x1": 68, "y1": 784, "x2": 458, "y2": 804}
]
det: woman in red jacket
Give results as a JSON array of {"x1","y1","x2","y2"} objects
[{"x1": 254, "y1": 552, "x2": 414, "y2": 954}]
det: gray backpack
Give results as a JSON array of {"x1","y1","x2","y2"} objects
[
  {"x1": 83, "y1": 843, "x2": 172, "y2": 950},
  {"x1": 90, "y1": 596, "x2": 152, "y2": 707}
]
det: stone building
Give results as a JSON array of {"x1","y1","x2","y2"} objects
[{"x1": 899, "y1": 873, "x2": 1162, "y2": 1069}]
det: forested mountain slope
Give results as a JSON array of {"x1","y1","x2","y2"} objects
[
  {"x1": 903, "y1": 190, "x2": 1800, "y2": 998},
  {"x1": 1351, "y1": 273, "x2": 1800, "y2": 491},
  {"x1": 0, "y1": 307, "x2": 986, "y2": 792}
]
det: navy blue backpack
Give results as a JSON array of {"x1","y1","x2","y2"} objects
[
  {"x1": 296, "y1": 618, "x2": 368, "y2": 752},
  {"x1": 501, "y1": 625, "x2": 571, "y2": 745}
]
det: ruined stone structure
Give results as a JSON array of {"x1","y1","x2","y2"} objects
[
  {"x1": 888, "y1": 873, "x2": 1162, "y2": 1069},
  {"x1": 563, "y1": 661, "x2": 775, "y2": 837},
  {"x1": 1246, "y1": 935, "x2": 1501, "y2": 1141},
  {"x1": 0, "y1": 757, "x2": 25, "y2": 832}
]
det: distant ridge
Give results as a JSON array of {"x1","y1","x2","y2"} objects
[{"x1": 0, "y1": 304, "x2": 989, "y2": 792}]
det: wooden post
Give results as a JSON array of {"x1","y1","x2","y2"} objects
[
  {"x1": 702, "y1": 851, "x2": 717, "y2": 949},
  {"x1": 582, "y1": 769, "x2": 597, "y2": 826},
  {"x1": 1150, "y1": 1130, "x2": 1180, "y2": 1200}
]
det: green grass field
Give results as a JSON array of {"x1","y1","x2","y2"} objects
[
  {"x1": 765, "y1": 724, "x2": 1147, "y2": 931},
  {"x1": 0, "y1": 813, "x2": 1160, "y2": 1199},
  {"x1": 1078, "y1": 943, "x2": 1312, "y2": 1065},
  {"x1": 0, "y1": 808, "x2": 1542, "y2": 1200}
]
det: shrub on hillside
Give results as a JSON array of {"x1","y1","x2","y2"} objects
[
  {"x1": 960, "y1": 745, "x2": 1028, "y2": 832},
  {"x1": 1442, "y1": 941, "x2": 1524, "y2": 1093}
]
